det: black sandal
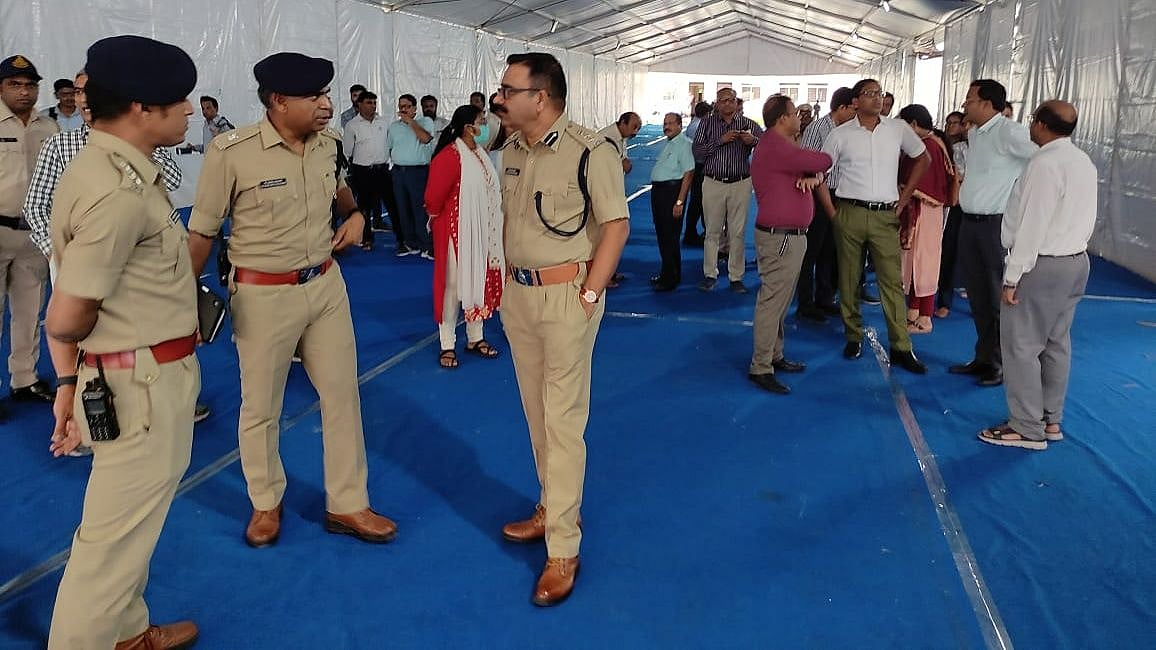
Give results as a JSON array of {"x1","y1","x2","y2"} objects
[
  {"x1": 438, "y1": 349, "x2": 459, "y2": 369},
  {"x1": 465, "y1": 340, "x2": 499, "y2": 359}
]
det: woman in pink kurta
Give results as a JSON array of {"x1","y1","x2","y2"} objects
[
  {"x1": 897, "y1": 104, "x2": 955, "y2": 334},
  {"x1": 424, "y1": 105, "x2": 504, "y2": 368}
]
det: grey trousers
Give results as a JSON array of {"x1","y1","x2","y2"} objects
[
  {"x1": 1001, "y1": 253, "x2": 1090, "y2": 440},
  {"x1": 750, "y1": 229, "x2": 807, "y2": 374}
]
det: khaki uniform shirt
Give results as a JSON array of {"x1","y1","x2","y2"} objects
[
  {"x1": 50, "y1": 131, "x2": 197, "y2": 353},
  {"x1": 188, "y1": 118, "x2": 346, "y2": 273},
  {"x1": 0, "y1": 100, "x2": 58, "y2": 216},
  {"x1": 501, "y1": 114, "x2": 628, "y2": 269},
  {"x1": 597, "y1": 123, "x2": 627, "y2": 160}
]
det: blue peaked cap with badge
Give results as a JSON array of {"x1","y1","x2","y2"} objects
[
  {"x1": 0, "y1": 55, "x2": 43, "y2": 82},
  {"x1": 254, "y1": 53, "x2": 334, "y2": 96},
  {"x1": 85, "y1": 35, "x2": 196, "y2": 105}
]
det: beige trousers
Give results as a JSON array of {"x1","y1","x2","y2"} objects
[{"x1": 701, "y1": 177, "x2": 752, "y2": 282}]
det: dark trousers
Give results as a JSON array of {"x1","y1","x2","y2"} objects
[
  {"x1": 651, "y1": 181, "x2": 683, "y2": 284},
  {"x1": 959, "y1": 212, "x2": 1005, "y2": 368},
  {"x1": 349, "y1": 164, "x2": 403, "y2": 246},
  {"x1": 796, "y1": 192, "x2": 838, "y2": 307},
  {"x1": 683, "y1": 162, "x2": 705, "y2": 241},
  {"x1": 392, "y1": 164, "x2": 431, "y2": 253},
  {"x1": 936, "y1": 205, "x2": 963, "y2": 310}
]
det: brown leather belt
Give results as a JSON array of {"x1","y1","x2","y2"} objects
[
  {"x1": 84, "y1": 334, "x2": 197, "y2": 369},
  {"x1": 234, "y1": 258, "x2": 333, "y2": 285},
  {"x1": 509, "y1": 261, "x2": 589, "y2": 287}
]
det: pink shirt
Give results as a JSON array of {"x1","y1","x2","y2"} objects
[{"x1": 751, "y1": 130, "x2": 833, "y2": 229}]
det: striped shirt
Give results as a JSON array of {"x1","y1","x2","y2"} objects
[
  {"x1": 24, "y1": 123, "x2": 182, "y2": 257},
  {"x1": 691, "y1": 112, "x2": 762, "y2": 179},
  {"x1": 800, "y1": 113, "x2": 840, "y2": 189}
]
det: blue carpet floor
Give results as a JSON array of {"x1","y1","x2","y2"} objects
[{"x1": 1, "y1": 125, "x2": 1153, "y2": 649}]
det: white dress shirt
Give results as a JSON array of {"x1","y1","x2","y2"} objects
[
  {"x1": 1002, "y1": 137, "x2": 1098, "y2": 285},
  {"x1": 342, "y1": 114, "x2": 389, "y2": 166},
  {"x1": 821, "y1": 115, "x2": 926, "y2": 203},
  {"x1": 598, "y1": 123, "x2": 627, "y2": 160},
  {"x1": 958, "y1": 114, "x2": 1035, "y2": 215}
]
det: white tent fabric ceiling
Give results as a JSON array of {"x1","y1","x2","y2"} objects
[{"x1": 372, "y1": 0, "x2": 982, "y2": 65}]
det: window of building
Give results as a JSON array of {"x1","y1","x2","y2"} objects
[
  {"x1": 778, "y1": 84, "x2": 800, "y2": 101},
  {"x1": 807, "y1": 85, "x2": 828, "y2": 104},
  {"x1": 741, "y1": 84, "x2": 762, "y2": 102},
  {"x1": 689, "y1": 82, "x2": 704, "y2": 104}
]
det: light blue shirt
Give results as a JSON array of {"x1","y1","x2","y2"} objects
[
  {"x1": 387, "y1": 116, "x2": 435, "y2": 165},
  {"x1": 958, "y1": 114, "x2": 1036, "y2": 215},
  {"x1": 651, "y1": 134, "x2": 695, "y2": 182},
  {"x1": 39, "y1": 106, "x2": 83, "y2": 132}
]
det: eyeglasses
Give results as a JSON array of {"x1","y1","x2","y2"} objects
[
  {"x1": 497, "y1": 85, "x2": 541, "y2": 99},
  {"x1": 859, "y1": 90, "x2": 882, "y2": 98}
]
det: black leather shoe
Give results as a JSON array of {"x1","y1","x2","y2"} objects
[
  {"x1": 890, "y1": 350, "x2": 928, "y2": 374},
  {"x1": 860, "y1": 288, "x2": 881, "y2": 305},
  {"x1": 772, "y1": 358, "x2": 806, "y2": 373},
  {"x1": 748, "y1": 373, "x2": 790, "y2": 395},
  {"x1": 949, "y1": 360, "x2": 991, "y2": 376},
  {"x1": 843, "y1": 341, "x2": 862, "y2": 359},
  {"x1": 977, "y1": 370, "x2": 1004, "y2": 387},
  {"x1": 652, "y1": 282, "x2": 677, "y2": 292},
  {"x1": 10, "y1": 379, "x2": 55, "y2": 403}
]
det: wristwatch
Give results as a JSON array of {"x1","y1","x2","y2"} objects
[
  {"x1": 675, "y1": 199, "x2": 684, "y2": 206},
  {"x1": 579, "y1": 287, "x2": 600, "y2": 304}
]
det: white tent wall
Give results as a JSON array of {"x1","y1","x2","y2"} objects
[
  {"x1": 933, "y1": 0, "x2": 1156, "y2": 282},
  {"x1": 1, "y1": 0, "x2": 646, "y2": 142},
  {"x1": 855, "y1": 48, "x2": 918, "y2": 110}
]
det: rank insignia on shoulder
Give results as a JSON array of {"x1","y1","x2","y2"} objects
[
  {"x1": 259, "y1": 178, "x2": 288, "y2": 189},
  {"x1": 543, "y1": 131, "x2": 560, "y2": 147}
]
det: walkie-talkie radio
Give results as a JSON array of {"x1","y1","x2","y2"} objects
[{"x1": 80, "y1": 358, "x2": 120, "y2": 442}]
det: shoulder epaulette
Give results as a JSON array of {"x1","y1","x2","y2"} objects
[
  {"x1": 319, "y1": 127, "x2": 342, "y2": 142},
  {"x1": 564, "y1": 123, "x2": 610, "y2": 151},
  {"x1": 213, "y1": 124, "x2": 260, "y2": 150}
]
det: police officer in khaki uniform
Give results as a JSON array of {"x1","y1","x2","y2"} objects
[
  {"x1": 0, "y1": 54, "x2": 58, "y2": 420},
  {"x1": 187, "y1": 53, "x2": 396, "y2": 548},
  {"x1": 494, "y1": 53, "x2": 630, "y2": 606},
  {"x1": 44, "y1": 35, "x2": 200, "y2": 650}
]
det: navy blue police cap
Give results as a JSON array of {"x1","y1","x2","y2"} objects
[
  {"x1": 0, "y1": 55, "x2": 43, "y2": 82},
  {"x1": 85, "y1": 35, "x2": 196, "y2": 105},
  {"x1": 254, "y1": 53, "x2": 334, "y2": 96}
]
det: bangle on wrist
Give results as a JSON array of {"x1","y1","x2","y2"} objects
[{"x1": 56, "y1": 375, "x2": 78, "y2": 388}]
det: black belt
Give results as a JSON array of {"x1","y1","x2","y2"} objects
[
  {"x1": 0, "y1": 215, "x2": 28, "y2": 230},
  {"x1": 963, "y1": 212, "x2": 1002, "y2": 222},
  {"x1": 756, "y1": 225, "x2": 807, "y2": 236},
  {"x1": 1040, "y1": 251, "x2": 1086, "y2": 259},
  {"x1": 840, "y1": 198, "x2": 896, "y2": 211},
  {"x1": 651, "y1": 179, "x2": 682, "y2": 187},
  {"x1": 350, "y1": 163, "x2": 388, "y2": 170},
  {"x1": 394, "y1": 164, "x2": 429, "y2": 169},
  {"x1": 705, "y1": 174, "x2": 750, "y2": 184}
]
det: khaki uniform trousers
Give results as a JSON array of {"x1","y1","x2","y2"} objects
[
  {"x1": 49, "y1": 353, "x2": 200, "y2": 649},
  {"x1": 832, "y1": 203, "x2": 912, "y2": 352},
  {"x1": 501, "y1": 270, "x2": 604, "y2": 559},
  {"x1": 0, "y1": 227, "x2": 48, "y2": 390},
  {"x1": 230, "y1": 264, "x2": 369, "y2": 514},
  {"x1": 701, "y1": 177, "x2": 752, "y2": 282},
  {"x1": 750, "y1": 230, "x2": 807, "y2": 375}
]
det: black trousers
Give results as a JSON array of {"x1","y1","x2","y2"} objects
[
  {"x1": 651, "y1": 181, "x2": 683, "y2": 284},
  {"x1": 796, "y1": 192, "x2": 838, "y2": 307},
  {"x1": 936, "y1": 205, "x2": 963, "y2": 310},
  {"x1": 959, "y1": 213, "x2": 1005, "y2": 368},
  {"x1": 348, "y1": 163, "x2": 404, "y2": 247},
  {"x1": 683, "y1": 162, "x2": 705, "y2": 241}
]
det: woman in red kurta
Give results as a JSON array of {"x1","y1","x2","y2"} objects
[
  {"x1": 897, "y1": 104, "x2": 955, "y2": 334},
  {"x1": 424, "y1": 105, "x2": 505, "y2": 368}
]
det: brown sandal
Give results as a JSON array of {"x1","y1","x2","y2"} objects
[
  {"x1": 978, "y1": 423, "x2": 1047, "y2": 450},
  {"x1": 465, "y1": 340, "x2": 499, "y2": 359}
]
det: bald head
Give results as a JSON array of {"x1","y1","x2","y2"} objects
[
  {"x1": 1029, "y1": 100, "x2": 1078, "y2": 145},
  {"x1": 1044, "y1": 100, "x2": 1077, "y2": 123}
]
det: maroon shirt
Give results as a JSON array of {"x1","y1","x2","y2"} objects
[
  {"x1": 899, "y1": 134, "x2": 953, "y2": 204},
  {"x1": 751, "y1": 130, "x2": 833, "y2": 229}
]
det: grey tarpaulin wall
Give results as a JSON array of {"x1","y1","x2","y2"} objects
[{"x1": 939, "y1": 0, "x2": 1156, "y2": 282}]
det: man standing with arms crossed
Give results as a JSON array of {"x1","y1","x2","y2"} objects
[
  {"x1": 493, "y1": 52, "x2": 629, "y2": 606},
  {"x1": 187, "y1": 52, "x2": 397, "y2": 549}
]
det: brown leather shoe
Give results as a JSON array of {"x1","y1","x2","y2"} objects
[
  {"x1": 244, "y1": 504, "x2": 282, "y2": 548},
  {"x1": 115, "y1": 621, "x2": 199, "y2": 649},
  {"x1": 532, "y1": 556, "x2": 580, "y2": 607},
  {"x1": 325, "y1": 508, "x2": 397, "y2": 543},
  {"x1": 502, "y1": 504, "x2": 546, "y2": 543}
]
